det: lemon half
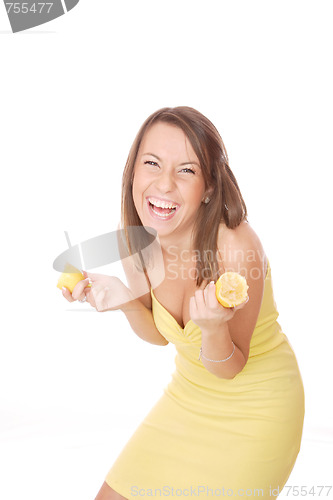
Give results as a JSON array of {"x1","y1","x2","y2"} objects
[
  {"x1": 215, "y1": 272, "x2": 249, "y2": 308},
  {"x1": 57, "y1": 263, "x2": 88, "y2": 293}
]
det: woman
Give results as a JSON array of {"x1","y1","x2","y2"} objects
[{"x1": 62, "y1": 107, "x2": 305, "y2": 499}]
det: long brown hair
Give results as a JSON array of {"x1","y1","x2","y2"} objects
[{"x1": 121, "y1": 106, "x2": 247, "y2": 286}]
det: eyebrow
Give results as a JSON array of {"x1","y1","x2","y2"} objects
[{"x1": 142, "y1": 152, "x2": 200, "y2": 167}]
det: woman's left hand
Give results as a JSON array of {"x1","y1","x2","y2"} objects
[{"x1": 189, "y1": 281, "x2": 248, "y2": 333}]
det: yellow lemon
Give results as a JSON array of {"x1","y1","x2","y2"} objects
[
  {"x1": 215, "y1": 272, "x2": 249, "y2": 308},
  {"x1": 57, "y1": 263, "x2": 90, "y2": 293}
]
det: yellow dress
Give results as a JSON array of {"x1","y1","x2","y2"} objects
[{"x1": 105, "y1": 261, "x2": 305, "y2": 499}]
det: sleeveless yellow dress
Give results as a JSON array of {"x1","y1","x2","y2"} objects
[{"x1": 105, "y1": 261, "x2": 305, "y2": 499}]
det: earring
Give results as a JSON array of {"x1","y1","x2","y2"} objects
[{"x1": 203, "y1": 196, "x2": 210, "y2": 204}]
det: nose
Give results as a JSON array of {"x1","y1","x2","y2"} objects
[{"x1": 155, "y1": 169, "x2": 176, "y2": 193}]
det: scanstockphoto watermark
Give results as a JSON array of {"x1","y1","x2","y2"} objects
[
  {"x1": 131, "y1": 485, "x2": 333, "y2": 497},
  {"x1": 53, "y1": 227, "x2": 166, "y2": 305},
  {"x1": 3, "y1": 0, "x2": 80, "y2": 33},
  {"x1": 165, "y1": 245, "x2": 266, "y2": 281},
  {"x1": 53, "y1": 227, "x2": 266, "y2": 308},
  {"x1": 131, "y1": 485, "x2": 266, "y2": 497}
]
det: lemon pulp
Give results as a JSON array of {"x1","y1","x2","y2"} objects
[{"x1": 215, "y1": 272, "x2": 249, "y2": 308}]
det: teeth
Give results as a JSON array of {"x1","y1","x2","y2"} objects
[
  {"x1": 148, "y1": 197, "x2": 177, "y2": 209},
  {"x1": 151, "y1": 206, "x2": 174, "y2": 218}
]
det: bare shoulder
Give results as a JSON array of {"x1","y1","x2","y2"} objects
[
  {"x1": 217, "y1": 221, "x2": 267, "y2": 279},
  {"x1": 216, "y1": 221, "x2": 268, "y2": 362},
  {"x1": 115, "y1": 225, "x2": 158, "y2": 310}
]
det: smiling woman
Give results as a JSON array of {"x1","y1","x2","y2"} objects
[
  {"x1": 61, "y1": 107, "x2": 305, "y2": 500},
  {"x1": 122, "y1": 107, "x2": 247, "y2": 287},
  {"x1": 132, "y1": 122, "x2": 209, "y2": 244}
]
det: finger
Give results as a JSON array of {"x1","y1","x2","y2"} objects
[
  {"x1": 84, "y1": 272, "x2": 101, "y2": 283},
  {"x1": 72, "y1": 278, "x2": 91, "y2": 301},
  {"x1": 205, "y1": 280, "x2": 212, "y2": 295},
  {"x1": 84, "y1": 287, "x2": 95, "y2": 307},
  {"x1": 194, "y1": 289, "x2": 206, "y2": 313},
  {"x1": 199, "y1": 279, "x2": 209, "y2": 290},
  {"x1": 203, "y1": 285, "x2": 209, "y2": 303},
  {"x1": 82, "y1": 270, "x2": 94, "y2": 285},
  {"x1": 61, "y1": 286, "x2": 75, "y2": 303},
  {"x1": 206, "y1": 281, "x2": 219, "y2": 309},
  {"x1": 78, "y1": 289, "x2": 89, "y2": 302},
  {"x1": 189, "y1": 296, "x2": 198, "y2": 319}
]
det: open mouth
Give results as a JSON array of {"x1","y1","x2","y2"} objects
[{"x1": 147, "y1": 197, "x2": 179, "y2": 219}]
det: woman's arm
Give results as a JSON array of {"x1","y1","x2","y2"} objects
[
  {"x1": 64, "y1": 273, "x2": 169, "y2": 347},
  {"x1": 190, "y1": 221, "x2": 266, "y2": 379},
  {"x1": 117, "y1": 233, "x2": 169, "y2": 345},
  {"x1": 121, "y1": 295, "x2": 169, "y2": 346},
  {"x1": 62, "y1": 238, "x2": 169, "y2": 346}
]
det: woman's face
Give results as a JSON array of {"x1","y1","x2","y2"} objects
[{"x1": 132, "y1": 122, "x2": 208, "y2": 244}]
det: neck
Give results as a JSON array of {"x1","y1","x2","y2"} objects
[{"x1": 159, "y1": 231, "x2": 195, "y2": 257}]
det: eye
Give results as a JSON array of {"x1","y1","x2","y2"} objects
[
  {"x1": 144, "y1": 160, "x2": 159, "y2": 167},
  {"x1": 180, "y1": 167, "x2": 195, "y2": 174}
]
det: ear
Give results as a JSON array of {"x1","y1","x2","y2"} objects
[
  {"x1": 207, "y1": 186, "x2": 214, "y2": 197},
  {"x1": 202, "y1": 186, "x2": 214, "y2": 203}
]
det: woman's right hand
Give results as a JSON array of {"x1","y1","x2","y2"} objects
[{"x1": 61, "y1": 272, "x2": 134, "y2": 312}]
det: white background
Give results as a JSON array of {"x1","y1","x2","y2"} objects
[{"x1": 0, "y1": 1, "x2": 332, "y2": 499}]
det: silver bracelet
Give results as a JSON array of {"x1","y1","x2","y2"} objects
[{"x1": 198, "y1": 342, "x2": 235, "y2": 362}]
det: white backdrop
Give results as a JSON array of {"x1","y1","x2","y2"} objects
[{"x1": 0, "y1": 1, "x2": 332, "y2": 499}]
